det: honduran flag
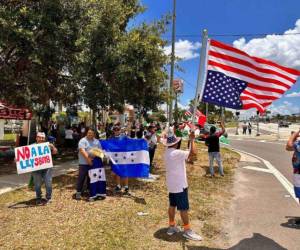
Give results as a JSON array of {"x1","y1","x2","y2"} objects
[
  {"x1": 88, "y1": 157, "x2": 106, "y2": 199},
  {"x1": 201, "y1": 39, "x2": 300, "y2": 113},
  {"x1": 100, "y1": 137, "x2": 150, "y2": 178}
]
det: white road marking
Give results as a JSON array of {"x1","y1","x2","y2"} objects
[
  {"x1": 243, "y1": 166, "x2": 272, "y2": 173},
  {"x1": 227, "y1": 146, "x2": 298, "y2": 204},
  {"x1": 230, "y1": 139, "x2": 286, "y2": 145}
]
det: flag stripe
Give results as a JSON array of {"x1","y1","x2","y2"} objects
[
  {"x1": 209, "y1": 44, "x2": 299, "y2": 81},
  {"x1": 210, "y1": 39, "x2": 300, "y2": 77},
  {"x1": 247, "y1": 83, "x2": 285, "y2": 94},
  {"x1": 207, "y1": 65, "x2": 288, "y2": 93},
  {"x1": 208, "y1": 60, "x2": 292, "y2": 89},
  {"x1": 105, "y1": 150, "x2": 150, "y2": 165},
  {"x1": 240, "y1": 95, "x2": 272, "y2": 106},
  {"x1": 242, "y1": 89, "x2": 278, "y2": 101},
  {"x1": 242, "y1": 102, "x2": 264, "y2": 112},
  {"x1": 209, "y1": 51, "x2": 295, "y2": 86},
  {"x1": 242, "y1": 99, "x2": 271, "y2": 107},
  {"x1": 244, "y1": 86, "x2": 281, "y2": 98}
]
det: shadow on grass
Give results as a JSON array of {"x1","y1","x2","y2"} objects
[
  {"x1": 153, "y1": 228, "x2": 187, "y2": 243},
  {"x1": 281, "y1": 216, "x2": 300, "y2": 230},
  {"x1": 185, "y1": 233, "x2": 287, "y2": 250},
  {"x1": 8, "y1": 198, "x2": 46, "y2": 209},
  {"x1": 49, "y1": 168, "x2": 150, "y2": 205},
  {"x1": 121, "y1": 192, "x2": 147, "y2": 205}
]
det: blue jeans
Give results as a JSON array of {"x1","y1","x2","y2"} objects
[
  {"x1": 208, "y1": 152, "x2": 224, "y2": 175},
  {"x1": 32, "y1": 168, "x2": 53, "y2": 200}
]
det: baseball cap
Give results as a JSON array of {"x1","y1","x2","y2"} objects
[{"x1": 37, "y1": 132, "x2": 46, "y2": 138}]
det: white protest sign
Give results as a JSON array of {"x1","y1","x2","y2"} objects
[{"x1": 15, "y1": 142, "x2": 53, "y2": 174}]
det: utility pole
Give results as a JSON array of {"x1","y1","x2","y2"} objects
[
  {"x1": 168, "y1": 0, "x2": 176, "y2": 124},
  {"x1": 256, "y1": 110, "x2": 260, "y2": 136}
]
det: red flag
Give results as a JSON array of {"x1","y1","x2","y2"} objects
[{"x1": 197, "y1": 112, "x2": 206, "y2": 127}]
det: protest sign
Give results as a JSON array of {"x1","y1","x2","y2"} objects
[{"x1": 15, "y1": 142, "x2": 53, "y2": 174}]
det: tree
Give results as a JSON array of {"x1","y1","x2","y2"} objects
[
  {"x1": 0, "y1": 0, "x2": 84, "y2": 109},
  {"x1": 82, "y1": 0, "x2": 169, "y2": 116}
]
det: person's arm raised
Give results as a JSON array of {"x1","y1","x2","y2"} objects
[
  {"x1": 187, "y1": 131, "x2": 196, "y2": 161},
  {"x1": 286, "y1": 130, "x2": 300, "y2": 151}
]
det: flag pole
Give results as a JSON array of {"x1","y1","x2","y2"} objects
[
  {"x1": 168, "y1": 0, "x2": 176, "y2": 124},
  {"x1": 192, "y1": 29, "x2": 209, "y2": 126}
]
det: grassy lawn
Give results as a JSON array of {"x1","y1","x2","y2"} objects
[{"x1": 0, "y1": 142, "x2": 240, "y2": 250}]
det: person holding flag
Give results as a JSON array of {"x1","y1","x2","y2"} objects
[
  {"x1": 286, "y1": 129, "x2": 300, "y2": 225},
  {"x1": 204, "y1": 121, "x2": 225, "y2": 177},
  {"x1": 109, "y1": 124, "x2": 130, "y2": 194},
  {"x1": 162, "y1": 130, "x2": 202, "y2": 241},
  {"x1": 75, "y1": 128, "x2": 102, "y2": 201}
]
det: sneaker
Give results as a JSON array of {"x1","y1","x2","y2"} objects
[
  {"x1": 36, "y1": 198, "x2": 42, "y2": 205},
  {"x1": 183, "y1": 229, "x2": 202, "y2": 241},
  {"x1": 88, "y1": 197, "x2": 95, "y2": 202},
  {"x1": 75, "y1": 192, "x2": 81, "y2": 200},
  {"x1": 124, "y1": 186, "x2": 129, "y2": 194},
  {"x1": 167, "y1": 226, "x2": 181, "y2": 236},
  {"x1": 114, "y1": 185, "x2": 122, "y2": 192},
  {"x1": 97, "y1": 195, "x2": 106, "y2": 200},
  {"x1": 45, "y1": 199, "x2": 52, "y2": 204}
]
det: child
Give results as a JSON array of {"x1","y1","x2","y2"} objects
[
  {"x1": 286, "y1": 129, "x2": 300, "y2": 225},
  {"x1": 162, "y1": 130, "x2": 202, "y2": 241}
]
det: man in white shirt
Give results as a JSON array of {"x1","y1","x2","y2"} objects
[{"x1": 163, "y1": 130, "x2": 202, "y2": 241}]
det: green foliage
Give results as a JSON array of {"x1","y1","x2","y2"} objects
[
  {"x1": 82, "y1": 0, "x2": 169, "y2": 112},
  {"x1": 0, "y1": 0, "x2": 84, "y2": 107},
  {"x1": 0, "y1": 0, "x2": 169, "y2": 119}
]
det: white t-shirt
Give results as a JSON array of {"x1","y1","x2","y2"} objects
[
  {"x1": 164, "y1": 148, "x2": 189, "y2": 193},
  {"x1": 65, "y1": 129, "x2": 73, "y2": 139},
  {"x1": 146, "y1": 132, "x2": 157, "y2": 148}
]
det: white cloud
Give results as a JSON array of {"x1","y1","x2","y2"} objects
[
  {"x1": 233, "y1": 19, "x2": 300, "y2": 70},
  {"x1": 285, "y1": 92, "x2": 300, "y2": 98},
  {"x1": 268, "y1": 102, "x2": 300, "y2": 115},
  {"x1": 177, "y1": 102, "x2": 189, "y2": 110},
  {"x1": 164, "y1": 40, "x2": 201, "y2": 61}
]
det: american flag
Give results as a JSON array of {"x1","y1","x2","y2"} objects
[
  {"x1": 201, "y1": 39, "x2": 300, "y2": 112},
  {"x1": 185, "y1": 106, "x2": 202, "y2": 117}
]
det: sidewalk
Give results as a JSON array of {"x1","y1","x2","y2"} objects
[
  {"x1": 221, "y1": 152, "x2": 300, "y2": 250},
  {"x1": 0, "y1": 160, "x2": 78, "y2": 195},
  {"x1": 226, "y1": 127, "x2": 285, "y2": 141}
]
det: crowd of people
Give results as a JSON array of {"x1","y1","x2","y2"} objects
[{"x1": 26, "y1": 119, "x2": 231, "y2": 241}]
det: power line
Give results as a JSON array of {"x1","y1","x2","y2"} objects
[{"x1": 162, "y1": 32, "x2": 300, "y2": 39}]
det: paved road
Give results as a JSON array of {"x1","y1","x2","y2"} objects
[
  {"x1": 222, "y1": 139, "x2": 300, "y2": 250},
  {"x1": 230, "y1": 139, "x2": 293, "y2": 182}
]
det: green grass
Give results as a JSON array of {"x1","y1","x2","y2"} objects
[{"x1": 0, "y1": 143, "x2": 240, "y2": 249}]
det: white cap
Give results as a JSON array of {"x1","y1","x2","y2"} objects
[{"x1": 37, "y1": 132, "x2": 46, "y2": 138}]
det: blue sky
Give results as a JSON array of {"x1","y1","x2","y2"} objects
[{"x1": 132, "y1": 0, "x2": 300, "y2": 116}]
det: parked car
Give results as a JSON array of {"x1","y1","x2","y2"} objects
[{"x1": 279, "y1": 121, "x2": 289, "y2": 127}]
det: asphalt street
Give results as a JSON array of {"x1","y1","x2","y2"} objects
[
  {"x1": 222, "y1": 138, "x2": 300, "y2": 250},
  {"x1": 229, "y1": 139, "x2": 293, "y2": 182}
]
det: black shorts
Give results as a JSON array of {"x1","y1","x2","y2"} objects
[{"x1": 169, "y1": 188, "x2": 189, "y2": 211}]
